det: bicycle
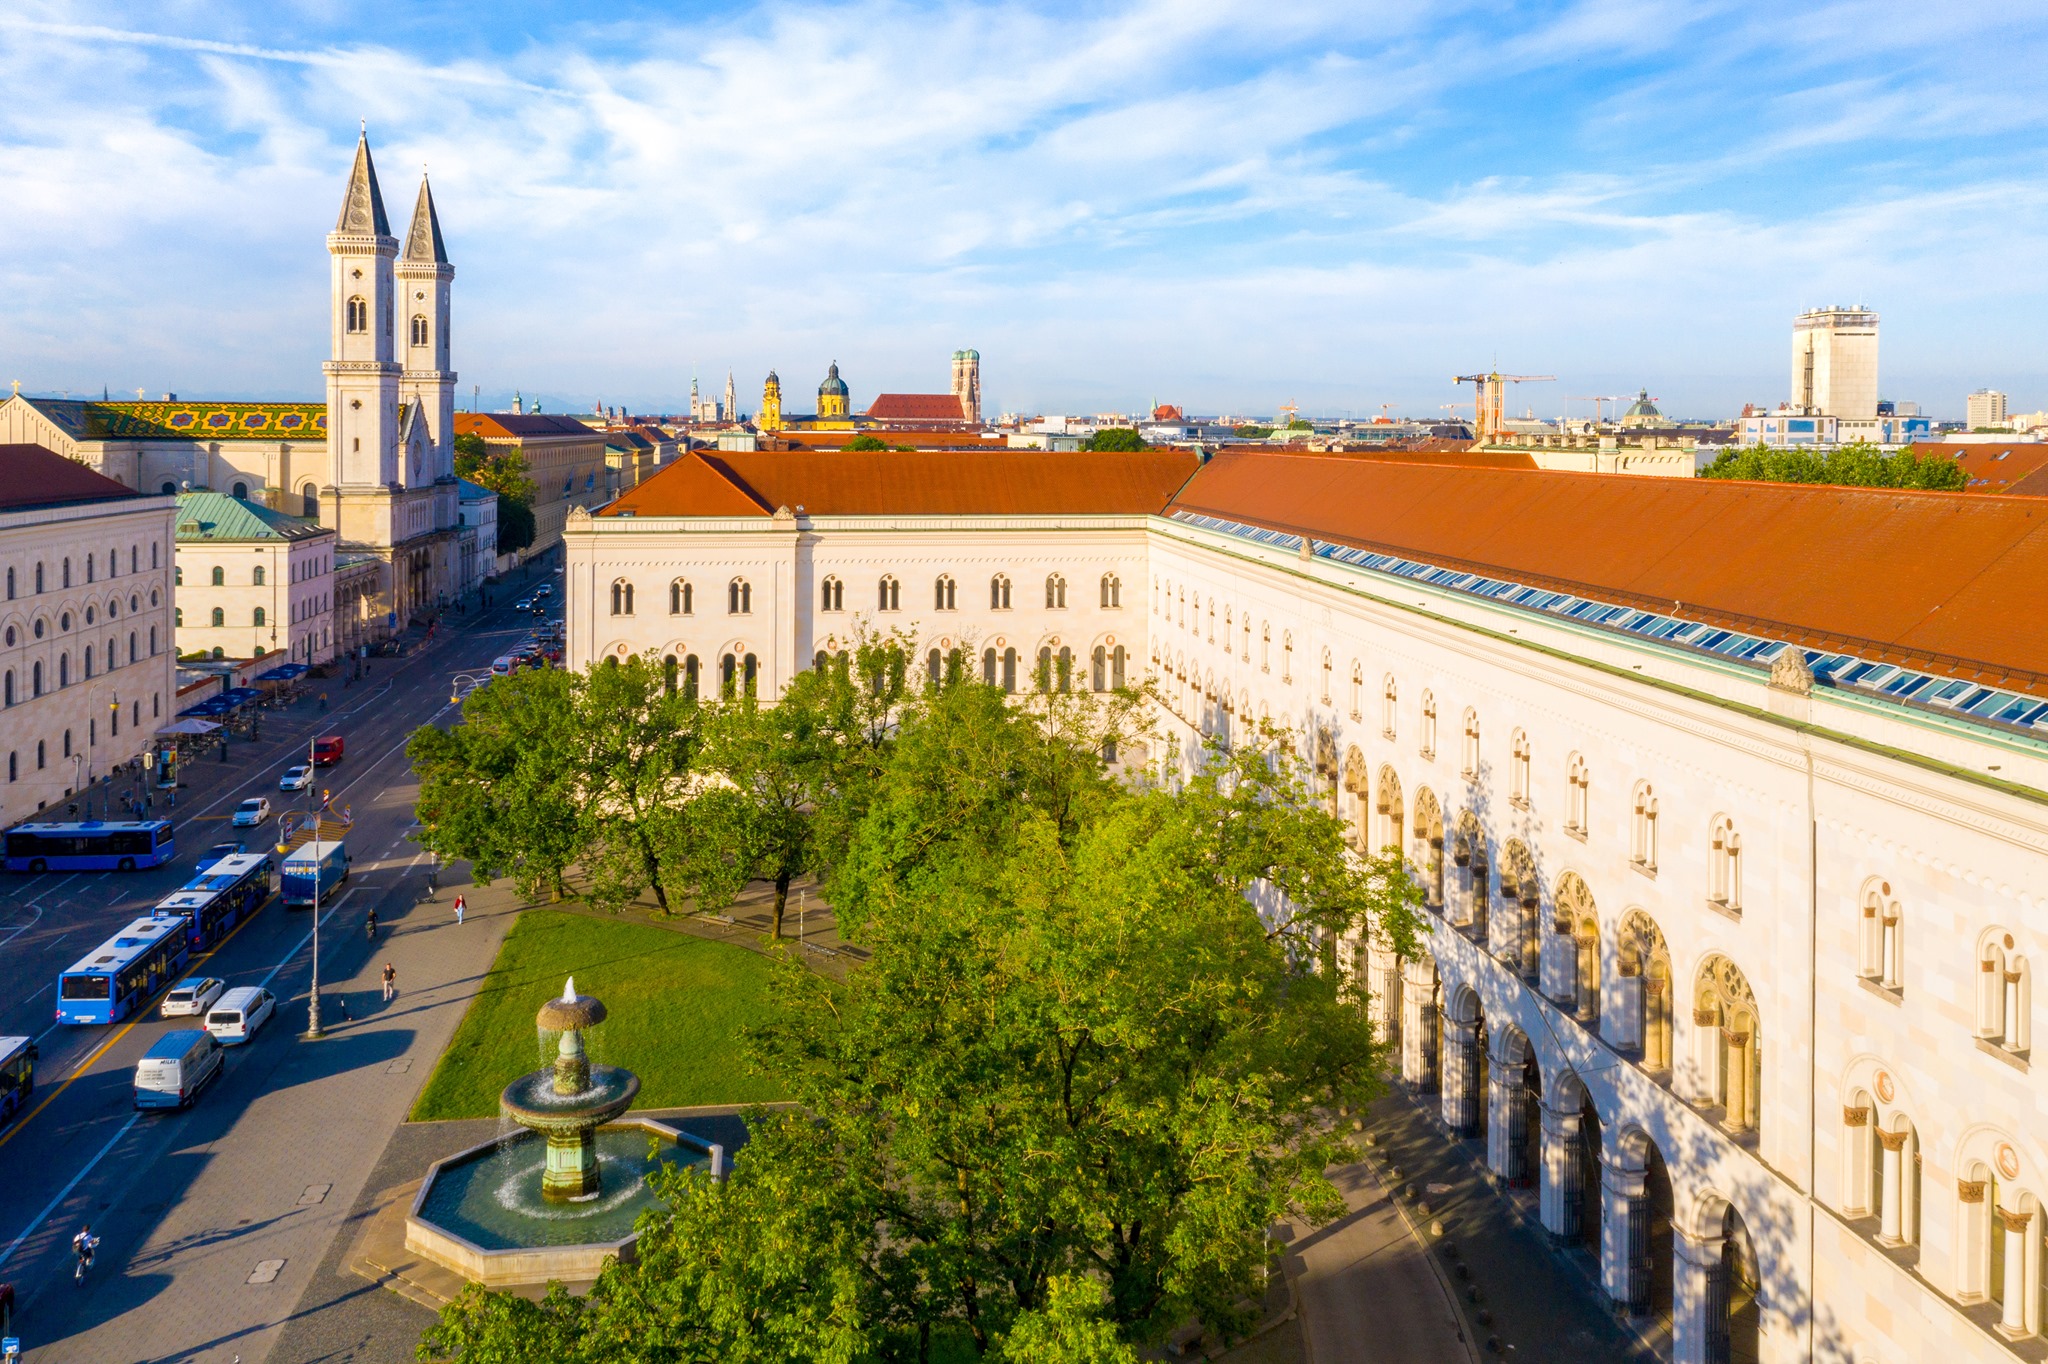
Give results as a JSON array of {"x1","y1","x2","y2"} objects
[{"x1": 71, "y1": 1228, "x2": 97, "y2": 1284}]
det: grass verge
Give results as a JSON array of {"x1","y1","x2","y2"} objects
[{"x1": 410, "y1": 909, "x2": 789, "y2": 1120}]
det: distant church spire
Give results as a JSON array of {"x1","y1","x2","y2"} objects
[
  {"x1": 335, "y1": 128, "x2": 391, "y2": 236},
  {"x1": 402, "y1": 173, "x2": 449, "y2": 263}
]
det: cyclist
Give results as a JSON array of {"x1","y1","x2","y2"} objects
[
  {"x1": 72, "y1": 1225, "x2": 98, "y2": 1283},
  {"x1": 365, "y1": 907, "x2": 378, "y2": 940}
]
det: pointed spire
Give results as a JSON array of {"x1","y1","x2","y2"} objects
[
  {"x1": 402, "y1": 173, "x2": 449, "y2": 263},
  {"x1": 335, "y1": 128, "x2": 392, "y2": 236}
]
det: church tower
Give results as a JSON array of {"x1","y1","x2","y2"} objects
[
  {"x1": 396, "y1": 173, "x2": 456, "y2": 484},
  {"x1": 325, "y1": 129, "x2": 401, "y2": 490},
  {"x1": 724, "y1": 370, "x2": 736, "y2": 424},
  {"x1": 760, "y1": 372, "x2": 783, "y2": 431},
  {"x1": 951, "y1": 348, "x2": 982, "y2": 424}
]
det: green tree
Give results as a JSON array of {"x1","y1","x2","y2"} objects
[
  {"x1": 572, "y1": 656, "x2": 706, "y2": 913},
  {"x1": 1699, "y1": 441, "x2": 1967, "y2": 490},
  {"x1": 456, "y1": 430, "x2": 541, "y2": 554},
  {"x1": 1284, "y1": 418, "x2": 1313, "y2": 431},
  {"x1": 844, "y1": 434, "x2": 891, "y2": 451},
  {"x1": 1231, "y1": 425, "x2": 1274, "y2": 439},
  {"x1": 409, "y1": 667, "x2": 583, "y2": 901},
  {"x1": 1082, "y1": 428, "x2": 1146, "y2": 452},
  {"x1": 991, "y1": 1277, "x2": 1138, "y2": 1364}
]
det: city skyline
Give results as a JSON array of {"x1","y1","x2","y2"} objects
[{"x1": 3, "y1": 1, "x2": 2046, "y2": 419}]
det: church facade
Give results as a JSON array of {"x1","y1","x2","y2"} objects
[
  {"x1": 562, "y1": 446, "x2": 2048, "y2": 1364},
  {"x1": 0, "y1": 131, "x2": 462, "y2": 634}
]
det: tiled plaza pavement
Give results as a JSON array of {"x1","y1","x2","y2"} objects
[{"x1": 1362, "y1": 1091, "x2": 1660, "y2": 1364}]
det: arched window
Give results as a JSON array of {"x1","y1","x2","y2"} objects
[
  {"x1": 210, "y1": 566, "x2": 224, "y2": 586},
  {"x1": 663, "y1": 654, "x2": 678, "y2": 694},
  {"x1": 1858, "y1": 882, "x2": 1903, "y2": 991},
  {"x1": 1045, "y1": 573, "x2": 1066, "y2": 609},
  {"x1": 231, "y1": 481, "x2": 248, "y2": 500},
  {"x1": 1001, "y1": 646, "x2": 1018, "y2": 693},
  {"x1": 610, "y1": 579, "x2": 634, "y2": 615},
  {"x1": 1460, "y1": 709, "x2": 1480, "y2": 779},
  {"x1": 683, "y1": 654, "x2": 701, "y2": 700},
  {"x1": 670, "y1": 579, "x2": 693, "y2": 615},
  {"x1": 983, "y1": 647, "x2": 997, "y2": 685},
  {"x1": 1709, "y1": 817, "x2": 1742, "y2": 911},
  {"x1": 990, "y1": 574, "x2": 1011, "y2": 610},
  {"x1": 1281, "y1": 632, "x2": 1294, "y2": 683},
  {"x1": 37, "y1": 739, "x2": 45, "y2": 768},
  {"x1": 303, "y1": 484, "x2": 318, "y2": 518},
  {"x1": 728, "y1": 578, "x2": 751, "y2": 614},
  {"x1": 2, "y1": 672, "x2": 10, "y2": 706},
  {"x1": 1694, "y1": 956, "x2": 1761, "y2": 1133},
  {"x1": 1240, "y1": 617, "x2": 1250, "y2": 661},
  {"x1": 127, "y1": 631, "x2": 135, "y2": 663},
  {"x1": 1381, "y1": 675, "x2": 1398, "y2": 737},
  {"x1": 346, "y1": 295, "x2": 369, "y2": 332},
  {"x1": 1319, "y1": 648, "x2": 1332, "y2": 703},
  {"x1": 934, "y1": 574, "x2": 956, "y2": 611},
  {"x1": 32, "y1": 563, "x2": 42, "y2": 594},
  {"x1": 252, "y1": 565, "x2": 265, "y2": 586},
  {"x1": 1509, "y1": 729, "x2": 1531, "y2": 806},
  {"x1": 1978, "y1": 933, "x2": 2031, "y2": 1054},
  {"x1": 57, "y1": 654, "x2": 69, "y2": 687},
  {"x1": 61, "y1": 559, "x2": 70, "y2": 589},
  {"x1": 149, "y1": 625, "x2": 157, "y2": 654},
  {"x1": 1091, "y1": 645, "x2": 1107, "y2": 691},
  {"x1": 1566, "y1": 754, "x2": 1589, "y2": 835},
  {"x1": 1100, "y1": 573, "x2": 1120, "y2": 608},
  {"x1": 878, "y1": 575, "x2": 900, "y2": 612},
  {"x1": 210, "y1": 607, "x2": 224, "y2": 627},
  {"x1": 1420, "y1": 691, "x2": 1437, "y2": 759},
  {"x1": 1111, "y1": 644, "x2": 1126, "y2": 689},
  {"x1": 1260, "y1": 623, "x2": 1271, "y2": 672},
  {"x1": 1348, "y1": 662, "x2": 1363, "y2": 720},
  {"x1": 1619, "y1": 910, "x2": 1673, "y2": 1073},
  {"x1": 3, "y1": 567, "x2": 10, "y2": 600},
  {"x1": 253, "y1": 607, "x2": 266, "y2": 627},
  {"x1": 820, "y1": 576, "x2": 844, "y2": 612},
  {"x1": 411, "y1": 314, "x2": 429, "y2": 346},
  {"x1": 1631, "y1": 782, "x2": 1658, "y2": 869}
]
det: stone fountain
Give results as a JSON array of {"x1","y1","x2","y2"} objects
[{"x1": 402, "y1": 978, "x2": 723, "y2": 1291}]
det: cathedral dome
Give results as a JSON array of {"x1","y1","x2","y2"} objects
[
  {"x1": 1622, "y1": 388, "x2": 1661, "y2": 421},
  {"x1": 818, "y1": 362, "x2": 848, "y2": 399}
]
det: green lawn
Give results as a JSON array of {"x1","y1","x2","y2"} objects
[{"x1": 410, "y1": 910, "x2": 789, "y2": 1121}]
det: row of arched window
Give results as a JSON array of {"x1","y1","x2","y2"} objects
[
  {"x1": 0, "y1": 591, "x2": 156, "y2": 652},
  {"x1": 609, "y1": 573, "x2": 1125, "y2": 619},
  {"x1": 1, "y1": 628, "x2": 159, "y2": 706},
  {"x1": 3, "y1": 545, "x2": 159, "y2": 602}
]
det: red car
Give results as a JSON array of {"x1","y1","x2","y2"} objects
[{"x1": 312, "y1": 735, "x2": 345, "y2": 765}]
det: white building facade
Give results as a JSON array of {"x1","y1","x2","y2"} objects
[
  {"x1": 172, "y1": 492, "x2": 337, "y2": 666},
  {"x1": 565, "y1": 449, "x2": 2048, "y2": 1364},
  {"x1": 0, "y1": 448, "x2": 178, "y2": 821}
]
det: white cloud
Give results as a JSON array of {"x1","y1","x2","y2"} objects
[{"x1": 1, "y1": 0, "x2": 2046, "y2": 417}]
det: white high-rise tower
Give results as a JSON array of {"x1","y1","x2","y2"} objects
[
  {"x1": 1790, "y1": 306, "x2": 1878, "y2": 420},
  {"x1": 326, "y1": 130, "x2": 402, "y2": 488}
]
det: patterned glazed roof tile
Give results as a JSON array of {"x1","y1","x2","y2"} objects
[{"x1": 87, "y1": 402, "x2": 328, "y2": 441}]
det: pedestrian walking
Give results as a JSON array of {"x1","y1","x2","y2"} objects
[
  {"x1": 454, "y1": 892, "x2": 465, "y2": 925},
  {"x1": 381, "y1": 961, "x2": 397, "y2": 1002}
]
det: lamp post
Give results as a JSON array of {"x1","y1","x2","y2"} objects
[{"x1": 300, "y1": 730, "x2": 326, "y2": 1040}]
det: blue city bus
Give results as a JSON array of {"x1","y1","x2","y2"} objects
[
  {"x1": 5, "y1": 820, "x2": 175, "y2": 873},
  {"x1": 156, "y1": 854, "x2": 275, "y2": 952},
  {"x1": 56, "y1": 911, "x2": 192, "y2": 1025},
  {"x1": 0, "y1": 1035, "x2": 38, "y2": 1125}
]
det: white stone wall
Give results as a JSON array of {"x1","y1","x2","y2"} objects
[
  {"x1": 564, "y1": 507, "x2": 2048, "y2": 1364},
  {"x1": 0, "y1": 495, "x2": 179, "y2": 819}
]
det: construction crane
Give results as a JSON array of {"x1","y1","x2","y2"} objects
[
  {"x1": 1569, "y1": 394, "x2": 1629, "y2": 426},
  {"x1": 1453, "y1": 371, "x2": 1555, "y2": 441}
]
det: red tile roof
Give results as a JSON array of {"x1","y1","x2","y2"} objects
[
  {"x1": 0, "y1": 444, "x2": 148, "y2": 510},
  {"x1": 776, "y1": 428, "x2": 1010, "y2": 451},
  {"x1": 604, "y1": 448, "x2": 1200, "y2": 519},
  {"x1": 1907, "y1": 442, "x2": 2048, "y2": 495},
  {"x1": 1170, "y1": 450, "x2": 2048, "y2": 688},
  {"x1": 455, "y1": 413, "x2": 601, "y2": 440},
  {"x1": 1207, "y1": 442, "x2": 1533, "y2": 469},
  {"x1": 866, "y1": 393, "x2": 970, "y2": 422}
]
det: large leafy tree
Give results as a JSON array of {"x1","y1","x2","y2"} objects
[
  {"x1": 572, "y1": 657, "x2": 706, "y2": 913},
  {"x1": 455, "y1": 429, "x2": 541, "y2": 553},
  {"x1": 1699, "y1": 440, "x2": 1967, "y2": 489}
]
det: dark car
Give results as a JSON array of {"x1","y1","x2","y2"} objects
[{"x1": 204, "y1": 840, "x2": 245, "y2": 865}]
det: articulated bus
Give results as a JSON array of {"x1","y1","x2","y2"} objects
[
  {"x1": 56, "y1": 911, "x2": 192, "y2": 1025},
  {"x1": 5, "y1": 820, "x2": 175, "y2": 873},
  {"x1": 156, "y1": 853, "x2": 275, "y2": 952}
]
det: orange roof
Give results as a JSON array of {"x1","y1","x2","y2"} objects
[
  {"x1": 776, "y1": 428, "x2": 1010, "y2": 451},
  {"x1": 1170, "y1": 450, "x2": 2048, "y2": 687},
  {"x1": 604, "y1": 448, "x2": 1199, "y2": 519},
  {"x1": 1207, "y1": 442, "x2": 1532, "y2": 469},
  {"x1": 1906, "y1": 442, "x2": 2048, "y2": 495},
  {"x1": 866, "y1": 393, "x2": 970, "y2": 422},
  {"x1": 454, "y1": 413, "x2": 600, "y2": 440}
]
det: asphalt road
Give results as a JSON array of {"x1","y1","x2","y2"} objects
[{"x1": 0, "y1": 560, "x2": 563, "y2": 1362}]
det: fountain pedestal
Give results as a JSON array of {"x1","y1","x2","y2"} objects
[{"x1": 544, "y1": 1128, "x2": 601, "y2": 1201}]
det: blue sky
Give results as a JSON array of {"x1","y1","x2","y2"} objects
[{"x1": 3, "y1": 1, "x2": 2045, "y2": 420}]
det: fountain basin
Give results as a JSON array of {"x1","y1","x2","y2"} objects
[{"x1": 404, "y1": 1119, "x2": 725, "y2": 1289}]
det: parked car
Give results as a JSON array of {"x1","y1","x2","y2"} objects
[
  {"x1": 204, "y1": 987, "x2": 277, "y2": 1045},
  {"x1": 279, "y1": 764, "x2": 313, "y2": 792},
  {"x1": 161, "y1": 976, "x2": 227, "y2": 1019},
  {"x1": 230, "y1": 797, "x2": 271, "y2": 827},
  {"x1": 204, "y1": 840, "x2": 245, "y2": 865},
  {"x1": 134, "y1": 1030, "x2": 224, "y2": 1110}
]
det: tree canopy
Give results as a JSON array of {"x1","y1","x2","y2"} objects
[
  {"x1": 455, "y1": 430, "x2": 541, "y2": 554},
  {"x1": 1698, "y1": 441, "x2": 1967, "y2": 490},
  {"x1": 415, "y1": 643, "x2": 1420, "y2": 1362},
  {"x1": 1082, "y1": 428, "x2": 1147, "y2": 452}
]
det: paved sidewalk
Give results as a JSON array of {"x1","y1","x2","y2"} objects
[
  {"x1": 22, "y1": 864, "x2": 518, "y2": 1363},
  {"x1": 1363, "y1": 1092, "x2": 1656, "y2": 1364},
  {"x1": 1279, "y1": 1157, "x2": 1474, "y2": 1364}
]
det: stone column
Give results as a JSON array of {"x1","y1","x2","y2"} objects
[
  {"x1": 1364, "y1": 940, "x2": 1394, "y2": 1038},
  {"x1": 1999, "y1": 1207, "x2": 2032, "y2": 1336},
  {"x1": 1441, "y1": 1015, "x2": 1477, "y2": 1135},
  {"x1": 1540, "y1": 1101, "x2": 1582, "y2": 1241},
  {"x1": 1485, "y1": 1054, "x2": 1522, "y2": 1179},
  {"x1": 1672, "y1": 1224, "x2": 1729, "y2": 1364},
  {"x1": 1958, "y1": 1179, "x2": 1988, "y2": 1296},
  {"x1": 1691, "y1": 1008, "x2": 1722, "y2": 1107},
  {"x1": 1723, "y1": 1030, "x2": 1752, "y2": 1133},
  {"x1": 1601, "y1": 1157, "x2": 1649, "y2": 1312},
  {"x1": 1878, "y1": 1129, "x2": 1907, "y2": 1243},
  {"x1": 2005, "y1": 971, "x2": 2024, "y2": 1049},
  {"x1": 1541, "y1": 918, "x2": 1574, "y2": 1005},
  {"x1": 1645, "y1": 978, "x2": 1671, "y2": 1071}
]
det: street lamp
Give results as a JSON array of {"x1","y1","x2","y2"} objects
[{"x1": 300, "y1": 730, "x2": 327, "y2": 1040}]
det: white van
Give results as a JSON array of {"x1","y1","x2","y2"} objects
[
  {"x1": 490, "y1": 655, "x2": 517, "y2": 677},
  {"x1": 134, "y1": 1030, "x2": 224, "y2": 1110},
  {"x1": 205, "y1": 987, "x2": 277, "y2": 1045}
]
